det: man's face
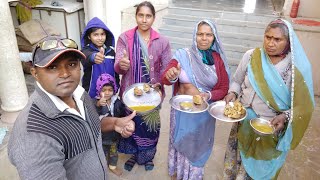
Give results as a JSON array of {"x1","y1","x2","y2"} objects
[{"x1": 31, "y1": 56, "x2": 81, "y2": 101}]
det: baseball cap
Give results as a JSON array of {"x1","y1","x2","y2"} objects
[{"x1": 32, "y1": 36, "x2": 86, "y2": 67}]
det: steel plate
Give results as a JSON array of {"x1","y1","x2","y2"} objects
[
  {"x1": 122, "y1": 83, "x2": 161, "y2": 114},
  {"x1": 208, "y1": 101, "x2": 247, "y2": 122},
  {"x1": 169, "y1": 95, "x2": 209, "y2": 113}
]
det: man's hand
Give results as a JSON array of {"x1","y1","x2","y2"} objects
[
  {"x1": 165, "y1": 63, "x2": 181, "y2": 82},
  {"x1": 123, "y1": 121, "x2": 135, "y2": 136},
  {"x1": 271, "y1": 113, "x2": 286, "y2": 134},
  {"x1": 114, "y1": 111, "x2": 136, "y2": 138},
  {"x1": 119, "y1": 49, "x2": 130, "y2": 71},
  {"x1": 94, "y1": 47, "x2": 105, "y2": 64}
]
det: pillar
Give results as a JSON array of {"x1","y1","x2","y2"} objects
[
  {"x1": 83, "y1": 0, "x2": 106, "y2": 24},
  {"x1": 0, "y1": 1, "x2": 28, "y2": 112}
]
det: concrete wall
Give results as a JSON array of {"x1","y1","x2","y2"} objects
[
  {"x1": 294, "y1": 28, "x2": 320, "y2": 96},
  {"x1": 282, "y1": 0, "x2": 320, "y2": 95},
  {"x1": 121, "y1": 4, "x2": 168, "y2": 33},
  {"x1": 109, "y1": 0, "x2": 168, "y2": 42},
  {"x1": 284, "y1": 0, "x2": 320, "y2": 19},
  {"x1": 91, "y1": 0, "x2": 168, "y2": 46}
]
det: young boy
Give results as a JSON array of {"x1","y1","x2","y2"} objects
[
  {"x1": 95, "y1": 73, "x2": 126, "y2": 176},
  {"x1": 81, "y1": 17, "x2": 119, "y2": 98}
]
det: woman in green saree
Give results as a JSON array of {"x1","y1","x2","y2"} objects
[{"x1": 223, "y1": 19, "x2": 315, "y2": 180}]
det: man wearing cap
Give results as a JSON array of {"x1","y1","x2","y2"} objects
[{"x1": 8, "y1": 36, "x2": 135, "y2": 180}]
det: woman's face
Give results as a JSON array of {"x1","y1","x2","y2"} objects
[
  {"x1": 89, "y1": 28, "x2": 106, "y2": 48},
  {"x1": 196, "y1": 24, "x2": 214, "y2": 50},
  {"x1": 264, "y1": 27, "x2": 288, "y2": 56},
  {"x1": 136, "y1": 6, "x2": 155, "y2": 32}
]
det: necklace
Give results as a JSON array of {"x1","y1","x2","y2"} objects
[{"x1": 143, "y1": 37, "x2": 150, "y2": 41}]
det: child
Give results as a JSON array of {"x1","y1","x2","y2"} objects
[
  {"x1": 81, "y1": 17, "x2": 119, "y2": 98},
  {"x1": 95, "y1": 73, "x2": 126, "y2": 176}
]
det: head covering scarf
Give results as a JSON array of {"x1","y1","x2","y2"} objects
[
  {"x1": 95, "y1": 73, "x2": 118, "y2": 98},
  {"x1": 81, "y1": 17, "x2": 114, "y2": 49},
  {"x1": 238, "y1": 19, "x2": 314, "y2": 179},
  {"x1": 172, "y1": 19, "x2": 230, "y2": 167},
  {"x1": 266, "y1": 19, "x2": 291, "y2": 57},
  {"x1": 190, "y1": 20, "x2": 230, "y2": 78}
]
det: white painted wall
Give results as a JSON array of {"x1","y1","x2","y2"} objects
[
  {"x1": 283, "y1": 0, "x2": 320, "y2": 19},
  {"x1": 282, "y1": 0, "x2": 320, "y2": 95},
  {"x1": 83, "y1": 0, "x2": 106, "y2": 23},
  {"x1": 84, "y1": 0, "x2": 168, "y2": 45},
  {"x1": 295, "y1": 29, "x2": 320, "y2": 96},
  {"x1": 106, "y1": 0, "x2": 168, "y2": 44}
]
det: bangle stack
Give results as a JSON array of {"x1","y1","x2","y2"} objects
[
  {"x1": 169, "y1": 78, "x2": 178, "y2": 84},
  {"x1": 283, "y1": 111, "x2": 290, "y2": 123},
  {"x1": 206, "y1": 90, "x2": 212, "y2": 101}
]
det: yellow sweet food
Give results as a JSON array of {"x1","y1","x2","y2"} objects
[
  {"x1": 143, "y1": 83, "x2": 151, "y2": 93},
  {"x1": 251, "y1": 121, "x2": 274, "y2": 134},
  {"x1": 179, "y1": 101, "x2": 193, "y2": 110},
  {"x1": 134, "y1": 87, "x2": 143, "y2": 96},
  {"x1": 129, "y1": 105, "x2": 156, "y2": 112},
  {"x1": 224, "y1": 100, "x2": 246, "y2": 119},
  {"x1": 193, "y1": 95, "x2": 203, "y2": 105}
]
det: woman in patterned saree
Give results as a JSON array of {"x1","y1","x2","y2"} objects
[
  {"x1": 223, "y1": 19, "x2": 315, "y2": 179},
  {"x1": 162, "y1": 20, "x2": 230, "y2": 180},
  {"x1": 115, "y1": 1, "x2": 172, "y2": 171}
]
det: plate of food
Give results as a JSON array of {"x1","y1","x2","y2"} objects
[
  {"x1": 208, "y1": 100, "x2": 247, "y2": 122},
  {"x1": 250, "y1": 118, "x2": 275, "y2": 136},
  {"x1": 169, "y1": 95, "x2": 209, "y2": 113},
  {"x1": 122, "y1": 83, "x2": 162, "y2": 114}
]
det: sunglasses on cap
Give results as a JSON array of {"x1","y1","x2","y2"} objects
[
  {"x1": 32, "y1": 38, "x2": 84, "y2": 67},
  {"x1": 37, "y1": 38, "x2": 78, "y2": 50}
]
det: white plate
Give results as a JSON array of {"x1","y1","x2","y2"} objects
[
  {"x1": 169, "y1": 95, "x2": 209, "y2": 113},
  {"x1": 122, "y1": 83, "x2": 161, "y2": 114},
  {"x1": 208, "y1": 101, "x2": 247, "y2": 122}
]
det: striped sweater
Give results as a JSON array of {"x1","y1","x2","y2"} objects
[{"x1": 8, "y1": 85, "x2": 108, "y2": 180}]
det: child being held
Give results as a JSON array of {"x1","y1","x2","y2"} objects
[{"x1": 95, "y1": 73, "x2": 126, "y2": 176}]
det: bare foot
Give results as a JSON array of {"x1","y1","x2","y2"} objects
[{"x1": 110, "y1": 167, "x2": 123, "y2": 176}]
